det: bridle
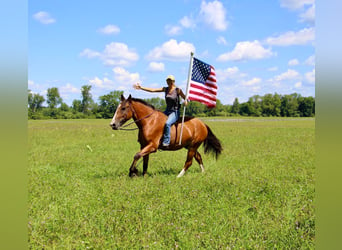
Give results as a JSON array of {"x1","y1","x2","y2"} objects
[{"x1": 117, "y1": 101, "x2": 155, "y2": 131}]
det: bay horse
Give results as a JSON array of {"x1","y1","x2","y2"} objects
[{"x1": 110, "y1": 94, "x2": 222, "y2": 177}]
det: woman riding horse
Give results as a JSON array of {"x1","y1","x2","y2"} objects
[
  {"x1": 133, "y1": 75, "x2": 188, "y2": 147},
  {"x1": 110, "y1": 94, "x2": 222, "y2": 177}
]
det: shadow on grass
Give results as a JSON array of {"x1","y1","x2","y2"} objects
[
  {"x1": 152, "y1": 168, "x2": 178, "y2": 176},
  {"x1": 90, "y1": 169, "x2": 126, "y2": 179},
  {"x1": 90, "y1": 167, "x2": 180, "y2": 179}
]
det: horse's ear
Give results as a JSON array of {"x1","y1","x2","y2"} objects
[
  {"x1": 120, "y1": 94, "x2": 125, "y2": 102},
  {"x1": 127, "y1": 94, "x2": 132, "y2": 101}
]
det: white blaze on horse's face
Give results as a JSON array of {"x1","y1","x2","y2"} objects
[
  {"x1": 110, "y1": 102, "x2": 122, "y2": 130},
  {"x1": 110, "y1": 99, "x2": 132, "y2": 130}
]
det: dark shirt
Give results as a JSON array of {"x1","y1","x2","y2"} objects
[{"x1": 164, "y1": 87, "x2": 180, "y2": 111}]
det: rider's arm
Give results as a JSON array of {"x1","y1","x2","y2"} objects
[
  {"x1": 178, "y1": 89, "x2": 188, "y2": 106},
  {"x1": 134, "y1": 83, "x2": 164, "y2": 93}
]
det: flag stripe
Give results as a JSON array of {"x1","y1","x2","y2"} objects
[
  {"x1": 189, "y1": 82, "x2": 217, "y2": 95},
  {"x1": 188, "y1": 96, "x2": 216, "y2": 108},
  {"x1": 189, "y1": 90, "x2": 217, "y2": 102}
]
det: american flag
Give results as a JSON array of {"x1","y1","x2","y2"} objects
[{"x1": 188, "y1": 57, "x2": 217, "y2": 108}]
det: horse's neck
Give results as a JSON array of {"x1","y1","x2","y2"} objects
[
  {"x1": 131, "y1": 101, "x2": 154, "y2": 121},
  {"x1": 131, "y1": 101, "x2": 165, "y2": 128}
]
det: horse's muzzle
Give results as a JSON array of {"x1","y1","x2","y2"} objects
[{"x1": 110, "y1": 123, "x2": 119, "y2": 130}]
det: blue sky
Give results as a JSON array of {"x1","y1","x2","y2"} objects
[{"x1": 28, "y1": 0, "x2": 315, "y2": 106}]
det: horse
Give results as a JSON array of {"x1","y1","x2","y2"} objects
[{"x1": 110, "y1": 94, "x2": 223, "y2": 177}]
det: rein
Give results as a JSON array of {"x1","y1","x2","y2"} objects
[{"x1": 118, "y1": 108, "x2": 155, "y2": 131}]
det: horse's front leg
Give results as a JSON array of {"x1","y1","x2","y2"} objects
[
  {"x1": 142, "y1": 155, "x2": 149, "y2": 176},
  {"x1": 129, "y1": 153, "x2": 140, "y2": 177},
  {"x1": 129, "y1": 143, "x2": 157, "y2": 177}
]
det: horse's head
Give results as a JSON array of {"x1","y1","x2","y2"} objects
[{"x1": 110, "y1": 94, "x2": 134, "y2": 130}]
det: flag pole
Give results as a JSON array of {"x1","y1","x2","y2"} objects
[{"x1": 179, "y1": 52, "x2": 194, "y2": 145}]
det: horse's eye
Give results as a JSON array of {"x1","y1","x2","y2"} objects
[{"x1": 121, "y1": 107, "x2": 126, "y2": 111}]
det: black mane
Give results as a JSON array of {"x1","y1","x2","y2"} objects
[{"x1": 131, "y1": 98, "x2": 156, "y2": 110}]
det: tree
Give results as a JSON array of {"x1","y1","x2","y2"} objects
[
  {"x1": 46, "y1": 87, "x2": 62, "y2": 109},
  {"x1": 239, "y1": 102, "x2": 253, "y2": 116},
  {"x1": 28, "y1": 90, "x2": 32, "y2": 108},
  {"x1": 298, "y1": 96, "x2": 315, "y2": 117},
  {"x1": 81, "y1": 85, "x2": 93, "y2": 114},
  {"x1": 250, "y1": 95, "x2": 262, "y2": 116},
  {"x1": 98, "y1": 90, "x2": 124, "y2": 118},
  {"x1": 231, "y1": 98, "x2": 240, "y2": 115},
  {"x1": 144, "y1": 97, "x2": 166, "y2": 111},
  {"x1": 206, "y1": 99, "x2": 224, "y2": 116},
  {"x1": 60, "y1": 102, "x2": 70, "y2": 112},
  {"x1": 273, "y1": 93, "x2": 281, "y2": 117},
  {"x1": 261, "y1": 93, "x2": 281, "y2": 116},
  {"x1": 185, "y1": 101, "x2": 205, "y2": 116},
  {"x1": 281, "y1": 94, "x2": 299, "y2": 117},
  {"x1": 72, "y1": 99, "x2": 82, "y2": 113},
  {"x1": 28, "y1": 90, "x2": 45, "y2": 113}
]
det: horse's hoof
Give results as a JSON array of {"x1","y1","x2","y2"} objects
[{"x1": 129, "y1": 172, "x2": 138, "y2": 178}]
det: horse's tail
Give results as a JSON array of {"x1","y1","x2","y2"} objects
[{"x1": 203, "y1": 125, "x2": 223, "y2": 159}]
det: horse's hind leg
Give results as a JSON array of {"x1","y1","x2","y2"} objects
[
  {"x1": 177, "y1": 148, "x2": 196, "y2": 178},
  {"x1": 194, "y1": 151, "x2": 205, "y2": 173}
]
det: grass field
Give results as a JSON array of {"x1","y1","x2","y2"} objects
[{"x1": 28, "y1": 118, "x2": 315, "y2": 249}]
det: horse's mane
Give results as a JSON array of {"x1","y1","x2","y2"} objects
[{"x1": 131, "y1": 98, "x2": 156, "y2": 110}]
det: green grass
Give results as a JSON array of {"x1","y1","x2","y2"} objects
[{"x1": 28, "y1": 118, "x2": 315, "y2": 249}]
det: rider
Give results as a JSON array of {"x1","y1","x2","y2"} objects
[{"x1": 133, "y1": 75, "x2": 188, "y2": 147}]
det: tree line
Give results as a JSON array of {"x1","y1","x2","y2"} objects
[{"x1": 28, "y1": 85, "x2": 315, "y2": 119}]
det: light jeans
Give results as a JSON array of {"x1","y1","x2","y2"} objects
[{"x1": 162, "y1": 110, "x2": 180, "y2": 144}]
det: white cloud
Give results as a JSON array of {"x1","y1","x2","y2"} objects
[
  {"x1": 113, "y1": 67, "x2": 141, "y2": 86},
  {"x1": 148, "y1": 62, "x2": 165, "y2": 72},
  {"x1": 305, "y1": 55, "x2": 315, "y2": 66},
  {"x1": 215, "y1": 67, "x2": 248, "y2": 85},
  {"x1": 165, "y1": 25, "x2": 183, "y2": 36},
  {"x1": 272, "y1": 69, "x2": 301, "y2": 83},
  {"x1": 87, "y1": 68, "x2": 140, "y2": 92},
  {"x1": 28, "y1": 80, "x2": 35, "y2": 87},
  {"x1": 89, "y1": 77, "x2": 104, "y2": 88},
  {"x1": 27, "y1": 80, "x2": 47, "y2": 96},
  {"x1": 299, "y1": 4, "x2": 315, "y2": 24},
  {"x1": 295, "y1": 81, "x2": 303, "y2": 88},
  {"x1": 216, "y1": 36, "x2": 228, "y2": 45},
  {"x1": 267, "y1": 69, "x2": 303, "y2": 90},
  {"x1": 305, "y1": 69, "x2": 315, "y2": 84},
  {"x1": 97, "y1": 24, "x2": 120, "y2": 35},
  {"x1": 200, "y1": 0, "x2": 228, "y2": 31},
  {"x1": 288, "y1": 59, "x2": 299, "y2": 66},
  {"x1": 80, "y1": 42, "x2": 139, "y2": 66},
  {"x1": 165, "y1": 1, "x2": 227, "y2": 35},
  {"x1": 268, "y1": 66, "x2": 278, "y2": 72},
  {"x1": 80, "y1": 48, "x2": 101, "y2": 58},
  {"x1": 217, "y1": 40, "x2": 274, "y2": 62},
  {"x1": 59, "y1": 83, "x2": 79, "y2": 101},
  {"x1": 88, "y1": 77, "x2": 115, "y2": 90},
  {"x1": 33, "y1": 11, "x2": 56, "y2": 24},
  {"x1": 146, "y1": 39, "x2": 195, "y2": 61},
  {"x1": 241, "y1": 77, "x2": 262, "y2": 86},
  {"x1": 180, "y1": 16, "x2": 196, "y2": 29},
  {"x1": 280, "y1": 0, "x2": 315, "y2": 24},
  {"x1": 280, "y1": 0, "x2": 314, "y2": 10},
  {"x1": 265, "y1": 27, "x2": 315, "y2": 46},
  {"x1": 165, "y1": 16, "x2": 196, "y2": 36},
  {"x1": 103, "y1": 43, "x2": 139, "y2": 65},
  {"x1": 216, "y1": 66, "x2": 244, "y2": 79}
]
